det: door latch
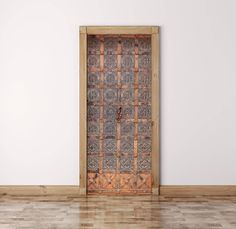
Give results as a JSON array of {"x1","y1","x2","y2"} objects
[{"x1": 116, "y1": 106, "x2": 122, "y2": 121}]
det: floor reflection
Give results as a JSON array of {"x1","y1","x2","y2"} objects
[{"x1": 0, "y1": 195, "x2": 235, "y2": 228}]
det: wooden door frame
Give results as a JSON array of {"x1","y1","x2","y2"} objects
[{"x1": 79, "y1": 26, "x2": 160, "y2": 195}]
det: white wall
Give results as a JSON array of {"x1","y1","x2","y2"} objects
[{"x1": 0, "y1": 0, "x2": 236, "y2": 185}]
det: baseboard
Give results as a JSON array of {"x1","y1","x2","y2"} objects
[
  {"x1": 160, "y1": 185, "x2": 236, "y2": 197},
  {"x1": 1, "y1": 185, "x2": 236, "y2": 197},
  {"x1": 0, "y1": 186, "x2": 82, "y2": 196}
]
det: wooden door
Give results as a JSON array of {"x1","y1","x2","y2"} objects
[{"x1": 87, "y1": 34, "x2": 152, "y2": 194}]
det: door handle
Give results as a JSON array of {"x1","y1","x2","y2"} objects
[{"x1": 116, "y1": 106, "x2": 122, "y2": 121}]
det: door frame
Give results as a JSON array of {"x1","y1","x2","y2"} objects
[{"x1": 79, "y1": 26, "x2": 160, "y2": 195}]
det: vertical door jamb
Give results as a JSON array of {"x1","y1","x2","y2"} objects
[
  {"x1": 79, "y1": 26, "x2": 87, "y2": 195},
  {"x1": 151, "y1": 27, "x2": 160, "y2": 195}
]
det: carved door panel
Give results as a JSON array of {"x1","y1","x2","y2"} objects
[{"x1": 87, "y1": 35, "x2": 152, "y2": 194}]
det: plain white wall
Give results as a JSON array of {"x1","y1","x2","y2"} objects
[{"x1": 0, "y1": 0, "x2": 236, "y2": 185}]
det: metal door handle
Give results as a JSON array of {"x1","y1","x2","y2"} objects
[{"x1": 116, "y1": 107, "x2": 122, "y2": 121}]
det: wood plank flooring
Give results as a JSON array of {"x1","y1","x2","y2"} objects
[{"x1": 0, "y1": 195, "x2": 236, "y2": 229}]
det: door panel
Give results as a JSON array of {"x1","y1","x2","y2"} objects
[{"x1": 87, "y1": 35, "x2": 152, "y2": 194}]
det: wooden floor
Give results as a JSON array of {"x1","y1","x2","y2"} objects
[{"x1": 0, "y1": 195, "x2": 236, "y2": 229}]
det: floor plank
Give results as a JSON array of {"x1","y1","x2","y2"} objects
[{"x1": 0, "y1": 195, "x2": 236, "y2": 228}]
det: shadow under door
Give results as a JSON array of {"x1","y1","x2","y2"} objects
[{"x1": 87, "y1": 34, "x2": 153, "y2": 194}]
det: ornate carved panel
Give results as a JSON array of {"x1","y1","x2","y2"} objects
[{"x1": 87, "y1": 35, "x2": 152, "y2": 194}]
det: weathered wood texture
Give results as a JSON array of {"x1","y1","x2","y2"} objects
[{"x1": 87, "y1": 35, "x2": 152, "y2": 194}]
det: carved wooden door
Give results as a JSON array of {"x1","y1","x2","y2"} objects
[{"x1": 87, "y1": 35, "x2": 152, "y2": 194}]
